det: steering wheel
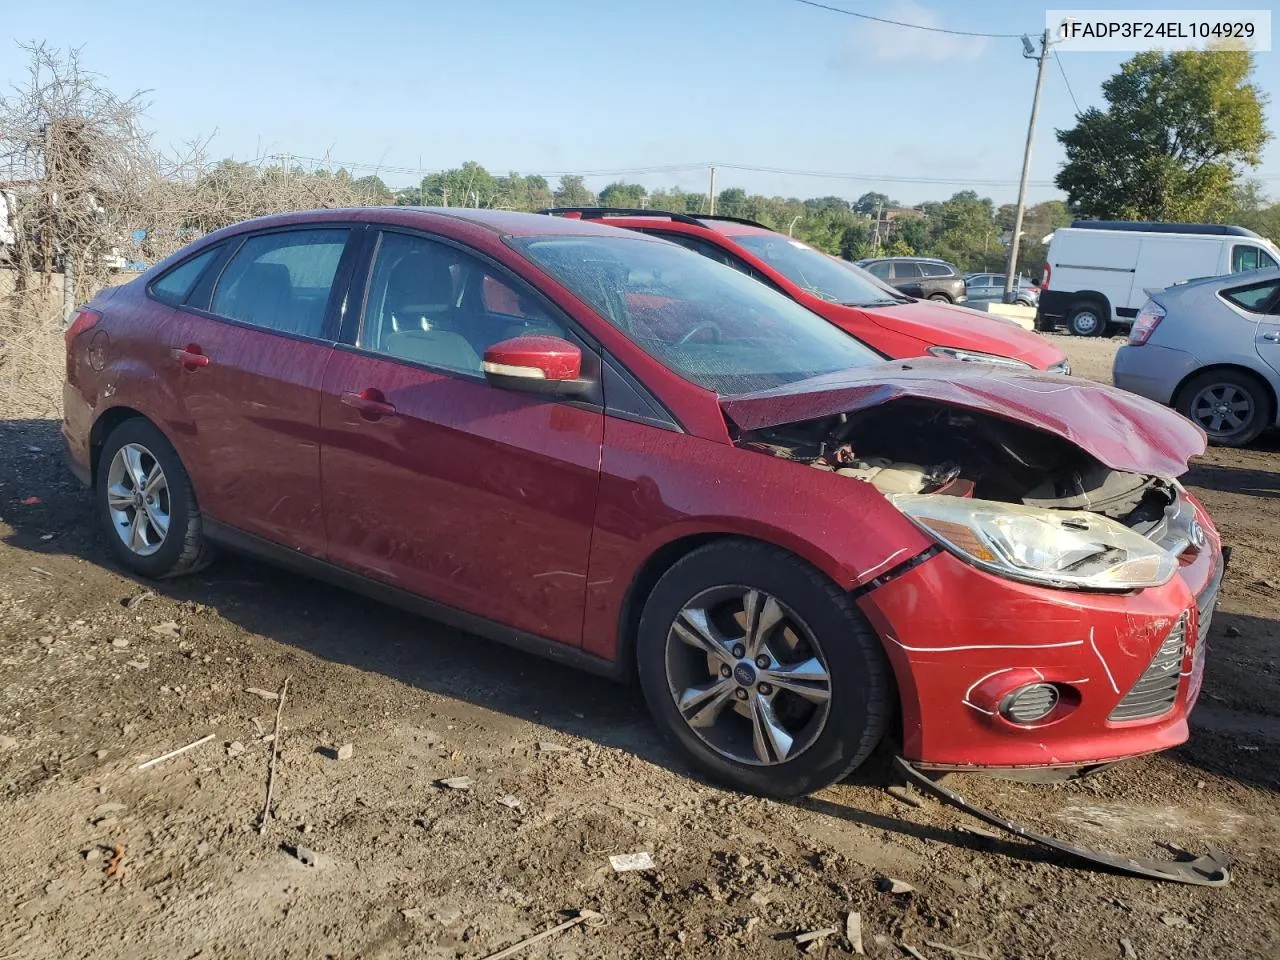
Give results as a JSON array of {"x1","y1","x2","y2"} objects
[{"x1": 676, "y1": 321, "x2": 723, "y2": 346}]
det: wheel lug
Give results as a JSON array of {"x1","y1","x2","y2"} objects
[
  {"x1": 734, "y1": 688, "x2": 749, "y2": 701},
  {"x1": 720, "y1": 664, "x2": 731, "y2": 678},
  {"x1": 757, "y1": 683, "x2": 773, "y2": 696},
  {"x1": 755, "y1": 655, "x2": 770, "y2": 669},
  {"x1": 731, "y1": 644, "x2": 745, "y2": 659}
]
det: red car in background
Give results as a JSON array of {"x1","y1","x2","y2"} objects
[
  {"x1": 65, "y1": 208, "x2": 1218, "y2": 797},
  {"x1": 545, "y1": 207, "x2": 1070, "y2": 373}
]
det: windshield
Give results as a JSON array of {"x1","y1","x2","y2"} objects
[
  {"x1": 732, "y1": 233, "x2": 909, "y2": 307},
  {"x1": 512, "y1": 234, "x2": 881, "y2": 396}
]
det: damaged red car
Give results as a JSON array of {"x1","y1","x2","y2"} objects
[{"x1": 63, "y1": 209, "x2": 1222, "y2": 797}]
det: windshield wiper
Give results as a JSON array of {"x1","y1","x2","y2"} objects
[{"x1": 842, "y1": 298, "x2": 907, "y2": 307}]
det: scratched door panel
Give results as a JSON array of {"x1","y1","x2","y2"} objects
[{"x1": 319, "y1": 350, "x2": 603, "y2": 645}]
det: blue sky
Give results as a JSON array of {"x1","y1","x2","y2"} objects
[{"x1": 4, "y1": 0, "x2": 1278, "y2": 206}]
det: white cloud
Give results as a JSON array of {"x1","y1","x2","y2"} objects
[{"x1": 844, "y1": 0, "x2": 990, "y2": 64}]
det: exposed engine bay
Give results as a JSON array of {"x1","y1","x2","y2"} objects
[{"x1": 738, "y1": 400, "x2": 1180, "y2": 527}]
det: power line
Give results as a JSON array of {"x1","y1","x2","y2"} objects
[
  {"x1": 713, "y1": 162, "x2": 1053, "y2": 187},
  {"x1": 789, "y1": 0, "x2": 1023, "y2": 39},
  {"x1": 1054, "y1": 50, "x2": 1086, "y2": 118}
]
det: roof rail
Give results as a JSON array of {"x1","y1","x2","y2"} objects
[
  {"x1": 687, "y1": 213, "x2": 770, "y2": 229},
  {"x1": 540, "y1": 206, "x2": 706, "y2": 227},
  {"x1": 1069, "y1": 219, "x2": 1263, "y2": 239}
]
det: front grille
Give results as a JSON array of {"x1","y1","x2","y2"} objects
[{"x1": 1109, "y1": 614, "x2": 1187, "y2": 722}]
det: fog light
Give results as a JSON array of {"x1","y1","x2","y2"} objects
[{"x1": 1000, "y1": 683, "x2": 1060, "y2": 724}]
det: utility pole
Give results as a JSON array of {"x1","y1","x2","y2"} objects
[
  {"x1": 788, "y1": 214, "x2": 801, "y2": 237},
  {"x1": 872, "y1": 201, "x2": 884, "y2": 253},
  {"x1": 708, "y1": 165, "x2": 717, "y2": 215},
  {"x1": 1004, "y1": 30, "x2": 1050, "y2": 299}
]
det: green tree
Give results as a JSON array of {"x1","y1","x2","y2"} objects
[
  {"x1": 1056, "y1": 48, "x2": 1270, "y2": 221},
  {"x1": 598, "y1": 181, "x2": 647, "y2": 208},
  {"x1": 853, "y1": 191, "x2": 896, "y2": 215},
  {"x1": 353, "y1": 175, "x2": 392, "y2": 204},
  {"x1": 715, "y1": 187, "x2": 748, "y2": 216},
  {"x1": 553, "y1": 175, "x2": 594, "y2": 207}
]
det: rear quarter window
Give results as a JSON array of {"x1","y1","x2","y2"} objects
[
  {"x1": 1222, "y1": 280, "x2": 1280, "y2": 313},
  {"x1": 148, "y1": 245, "x2": 222, "y2": 306}
]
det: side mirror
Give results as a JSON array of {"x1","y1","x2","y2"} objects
[{"x1": 482, "y1": 335, "x2": 591, "y2": 396}]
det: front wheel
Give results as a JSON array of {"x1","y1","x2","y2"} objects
[
  {"x1": 96, "y1": 418, "x2": 212, "y2": 578},
  {"x1": 636, "y1": 540, "x2": 893, "y2": 797}
]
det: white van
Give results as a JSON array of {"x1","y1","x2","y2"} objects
[{"x1": 1037, "y1": 221, "x2": 1280, "y2": 336}]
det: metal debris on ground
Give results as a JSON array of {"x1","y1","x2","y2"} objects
[
  {"x1": 846, "y1": 911, "x2": 864, "y2": 955},
  {"x1": 795, "y1": 927, "x2": 839, "y2": 945},
  {"x1": 876, "y1": 877, "x2": 915, "y2": 894},
  {"x1": 136, "y1": 732, "x2": 215, "y2": 770},
  {"x1": 438, "y1": 776, "x2": 474, "y2": 791},
  {"x1": 257, "y1": 677, "x2": 290, "y2": 835},
  {"x1": 478, "y1": 908, "x2": 605, "y2": 960},
  {"x1": 608, "y1": 852, "x2": 655, "y2": 872},
  {"x1": 103, "y1": 844, "x2": 126, "y2": 881},
  {"x1": 29, "y1": 566, "x2": 53, "y2": 577},
  {"x1": 926, "y1": 939, "x2": 992, "y2": 959},
  {"x1": 497, "y1": 795, "x2": 522, "y2": 809},
  {"x1": 894, "y1": 756, "x2": 1232, "y2": 886},
  {"x1": 887, "y1": 784, "x2": 925, "y2": 809},
  {"x1": 123, "y1": 591, "x2": 154, "y2": 610}
]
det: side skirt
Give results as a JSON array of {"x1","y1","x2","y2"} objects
[{"x1": 202, "y1": 519, "x2": 628, "y2": 683}]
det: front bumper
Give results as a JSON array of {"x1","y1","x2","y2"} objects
[{"x1": 857, "y1": 523, "x2": 1222, "y2": 770}]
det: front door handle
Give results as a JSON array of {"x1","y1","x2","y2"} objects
[
  {"x1": 341, "y1": 388, "x2": 397, "y2": 421},
  {"x1": 1263, "y1": 331, "x2": 1280, "y2": 342},
  {"x1": 171, "y1": 344, "x2": 209, "y2": 370}
]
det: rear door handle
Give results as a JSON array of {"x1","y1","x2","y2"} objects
[
  {"x1": 171, "y1": 344, "x2": 209, "y2": 369},
  {"x1": 1263, "y1": 331, "x2": 1280, "y2": 342},
  {"x1": 341, "y1": 388, "x2": 397, "y2": 420}
]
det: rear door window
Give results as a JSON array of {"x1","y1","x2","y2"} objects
[
  {"x1": 211, "y1": 228, "x2": 350, "y2": 338},
  {"x1": 891, "y1": 261, "x2": 923, "y2": 279},
  {"x1": 1222, "y1": 280, "x2": 1280, "y2": 313}
]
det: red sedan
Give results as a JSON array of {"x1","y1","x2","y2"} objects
[
  {"x1": 64, "y1": 208, "x2": 1221, "y2": 797},
  {"x1": 544, "y1": 207, "x2": 1070, "y2": 373}
]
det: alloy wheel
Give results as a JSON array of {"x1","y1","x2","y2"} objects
[
  {"x1": 1190, "y1": 383, "x2": 1254, "y2": 436},
  {"x1": 106, "y1": 442, "x2": 170, "y2": 557},
  {"x1": 665, "y1": 585, "x2": 832, "y2": 766}
]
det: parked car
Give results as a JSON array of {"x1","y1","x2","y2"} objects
[
  {"x1": 965, "y1": 273, "x2": 1038, "y2": 307},
  {"x1": 546, "y1": 208, "x2": 1063, "y2": 371},
  {"x1": 66, "y1": 208, "x2": 1221, "y2": 797},
  {"x1": 1113, "y1": 267, "x2": 1280, "y2": 446},
  {"x1": 854, "y1": 256, "x2": 968, "y2": 303},
  {"x1": 1039, "y1": 220, "x2": 1280, "y2": 337}
]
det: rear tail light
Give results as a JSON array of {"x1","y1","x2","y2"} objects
[
  {"x1": 1041, "y1": 262, "x2": 1051, "y2": 289},
  {"x1": 1129, "y1": 300, "x2": 1166, "y2": 345},
  {"x1": 64, "y1": 307, "x2": 101, "y2": 348}
]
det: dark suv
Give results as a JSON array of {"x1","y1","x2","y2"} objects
[{"x1": 855, "y1": 257, "x2": 967, "y2": 304}]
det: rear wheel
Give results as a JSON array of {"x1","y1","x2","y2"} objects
[
  {"x1": 636, "y1": 540, "x2": 893, "y2": 797},
  {"x1": 1176, "y1": 369, "x2": 1272, "y2": 447},
  {"x1": 96, "y1": 418, "x2": 212, "y2": 578},
  {"x1": 928, "y1": 293, "x2": 951, "y2": 303},
  {"x1": 1066, "y1": 301, "x2": 1106, "y2": 336}
]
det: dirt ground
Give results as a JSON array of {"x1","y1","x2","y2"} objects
[{"x1": 1, "y1": 334, "x2": 1277, "y2": 960}]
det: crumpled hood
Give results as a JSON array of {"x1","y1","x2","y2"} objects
[
  {"x1": 852, "y1": 300, "x2": 1066, "y2": 369},
  {"x1": 721, "y1": 358, "x2": 1206, "y2": 478}
]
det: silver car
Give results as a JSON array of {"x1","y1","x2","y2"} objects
[
  {"x1": 1113, "y1": 267, "x2": 1280, "y2": 446},
  {"x1": 964, "y1": 273, "x2": 1038, "y2": 307}
]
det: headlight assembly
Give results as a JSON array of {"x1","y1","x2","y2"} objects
[
  {"x1": 925, "y1": 345, "x2": 1032, "y2": 368},
  {"x1": 891, "y1": 494, "x2": 1177, "y2": 591}
]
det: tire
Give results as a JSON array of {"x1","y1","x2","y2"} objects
[
  {"x1": 95, "y1": 417, "x2": 212, "y2": 578},
  {"x1": 1066, "y1": 301, "x2": 1106, "y2": 337},
  {"x1": 928, "y1": 293, "x2": 951, "y2": 303},
  {"x1": 1176, "y1": 369, "x2": 1273, "y2": 447},
  {"x1": 636, "y1": 540, "x2": 893, "y2": 797}
]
